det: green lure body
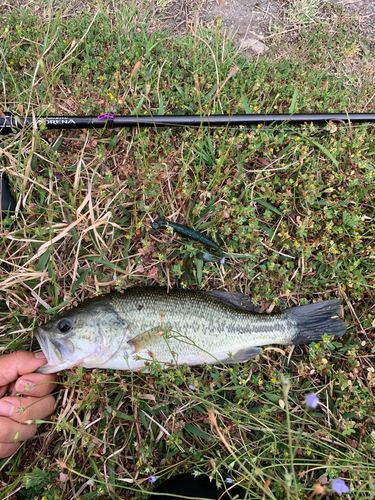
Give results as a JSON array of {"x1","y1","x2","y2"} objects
[{"x1": 151, "y1": 220, "x2": 223, "y2": 262}]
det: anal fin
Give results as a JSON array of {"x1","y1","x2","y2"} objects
[{"x1": 221, "y1": 347, "x2": 262, "y2": 364}]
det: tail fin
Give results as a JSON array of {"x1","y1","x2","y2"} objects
[{"x1": 284, "y1": 299, "x2": 346, "y2": 345}]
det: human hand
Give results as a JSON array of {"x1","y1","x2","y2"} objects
[{"x1": 0, "y1": 351, "x2": 58, "y2": 459}]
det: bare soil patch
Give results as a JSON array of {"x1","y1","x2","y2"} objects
[
  {"x1": 157, "y1": 0, "x2": 375, "y2": 52},
  {"x1": 1, "y1": 0, "x2": 374, "y2": 51}
]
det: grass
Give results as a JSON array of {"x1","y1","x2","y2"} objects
[{"x1": 0, "y1": 0, "x2": 375, "y2": 498}]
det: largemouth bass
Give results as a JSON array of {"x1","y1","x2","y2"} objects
[{"x1": 34, "y1": 287, "x2": 346, "y2": 374}]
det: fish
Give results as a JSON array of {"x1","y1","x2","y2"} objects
[{"x1": 34, "y1": 287, "x2": 346, "y2": 374}]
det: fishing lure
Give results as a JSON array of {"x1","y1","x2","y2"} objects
[{"x1": 151, "y1": 220, "x2": 225, "y2": 263}]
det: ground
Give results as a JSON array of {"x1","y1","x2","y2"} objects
[
  {"x1": 1, "y1": 0, "x2": 375, "y2": 499},
  {"x1": 158, "y1": 0, "x2": 375, "y2": 53},
  {"x1": 1, "y1": 0, "x2": 374, "y2": 52}
]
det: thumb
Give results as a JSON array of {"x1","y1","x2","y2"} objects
[{"x1": 0, "y1": 351, "x2": 47, "y2": 387}]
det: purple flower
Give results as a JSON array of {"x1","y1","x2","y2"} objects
[
  {"x1": 225, "y1": 478, "x2": 232, "y2": 484},
  {"x1": 331, "y1": 478, "x2": 349, "y2": 494},
  {"x1": 148, "y1": 476, "x2": 157, "y2": 483},
  {"x1": 189, "y1": 385, "x2": 196, "y2": 390},
  {"x1": 305, "y1": 393, "x2": 319, "y2": 409},
  {"x1": 220, "y1": 257, "x2": 226, "y2": 264}
]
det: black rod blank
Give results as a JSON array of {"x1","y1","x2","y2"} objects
[{"x1": 2, "y1": 112, "x2": 375, "y2": 135}]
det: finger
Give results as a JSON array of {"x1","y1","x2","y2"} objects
[
  {"x1": 8, "y1": 381, "x2": 16, "y2": 397},
  {"x1": 0, "y1": 384, "x2": 9, "y2": 398},
  {"x1": 0, "y1": 416, "x2": 37, "y2": 442},
  {"x1": 0, "y1": 442, "x2": 22, "y2": 460},
  {"x1": 0, "y1": 351, "x2": 48, "y2": 387},
  {"x1": 0, "y1": 395, "x2": 55, "y2": 424},
  {"x1": 15, "y1": 373, "x2": 59, "y2": 398}
]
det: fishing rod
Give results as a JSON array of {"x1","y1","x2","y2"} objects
[
  {"x1": 1, "y1": 111, "x2": 375, "y2": 213},
  {"x1": 1, "y1": 111, "x2": 375, "y2": 135}
]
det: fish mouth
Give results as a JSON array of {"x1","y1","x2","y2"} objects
[
  {"x1": 34, "y1": 327, "x2": 64, "y2": 363},
  {"x1": 34, "y1": 327, "x2": 51, "y2": 362},
  {"x1": 34, "y1": 326, "x2": 78, "y2": 374},
  {"x1": 34, "y1": 327, "x2": 65, "y2": 374}
]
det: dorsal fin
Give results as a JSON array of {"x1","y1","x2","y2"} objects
[{"x1": 202, "y1": 291, "x2": 259, "y2": 312}]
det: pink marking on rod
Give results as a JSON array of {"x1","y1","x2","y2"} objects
[{"x1": 97, "y1": 113, "x2": 115, "y2": 120}]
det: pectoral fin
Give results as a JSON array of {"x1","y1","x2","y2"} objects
[
  {"x1": 127, "y1": 324, "x2": 172, "y2": 352},
  {"x1": 221, "y1": 347, "x2": 262, "y2": 364}
]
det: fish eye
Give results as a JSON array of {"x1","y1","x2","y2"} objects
[{"x1": 58, "y1": 319, "x2": 71, "y2": 333}]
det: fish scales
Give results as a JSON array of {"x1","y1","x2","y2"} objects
[
  {"x1": 34, "y1": 287, "x2": 346, "y2": 374},
  {"x1": 109, "y1": 289, "x2": 288, "y2": 363},
  {"x1": 111, "y1": 289, "x2": 288, "y2": 344}
]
